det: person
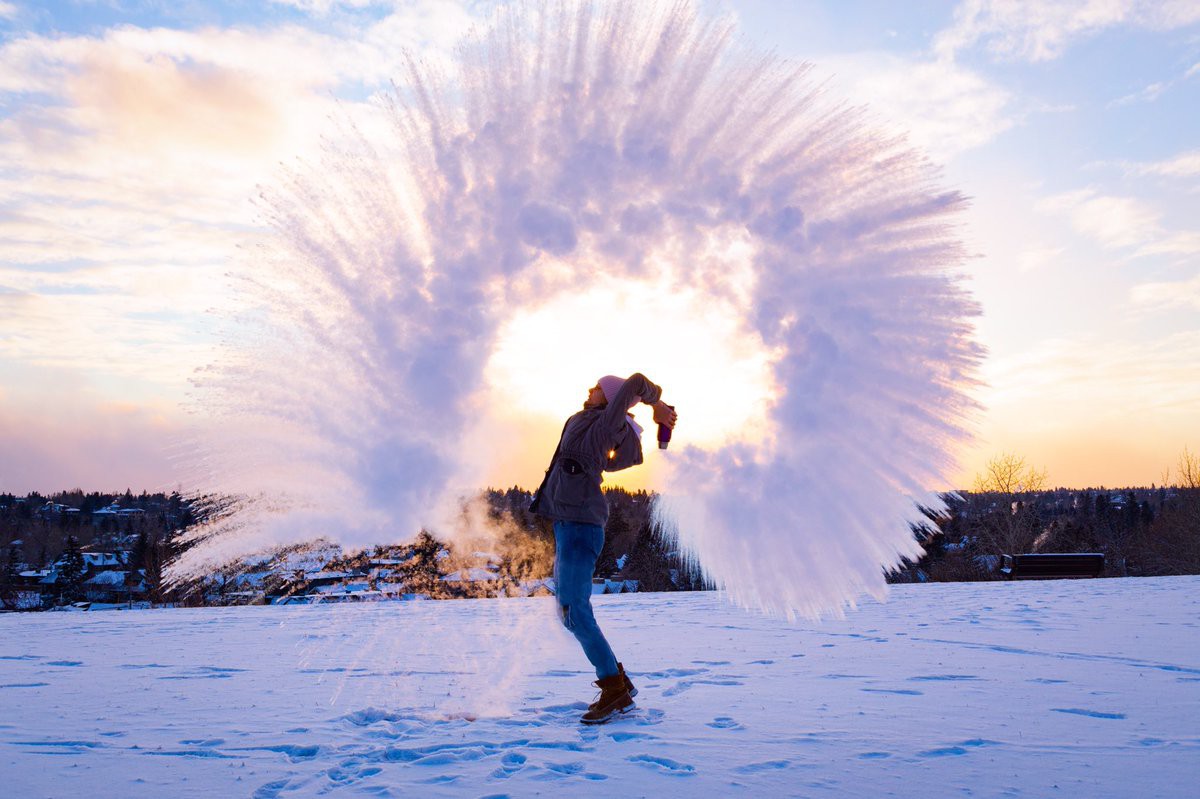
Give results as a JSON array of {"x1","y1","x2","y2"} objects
[{"x1": 531, "y1": 373, "x2": 677, "y2": 724}]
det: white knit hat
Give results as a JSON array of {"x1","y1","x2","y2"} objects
[{"x1": 597, "y1": 375, "x2": 625, "y2": 404}]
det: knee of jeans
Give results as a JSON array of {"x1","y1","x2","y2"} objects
[{"x1": 558, "y1": 603, "x2": 574, "y2": 630}]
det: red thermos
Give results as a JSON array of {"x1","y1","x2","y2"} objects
[{"x1": 657, "y1": 405, "x2": 675, "y2": 450}]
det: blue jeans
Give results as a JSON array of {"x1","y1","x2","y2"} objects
[{"x1": 553, "y1": 520, "x2": 619, "y2": 680}]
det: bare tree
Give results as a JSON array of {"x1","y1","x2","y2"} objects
[
  {"x1": 972, "y1": 452, "x2": 1048, "y2": 494},
  {"x1": 1175, "y1": 446, "x2": 1199, "y2": 489},
  {"x1": 967, "y1": 453, "x2": 1050, "y2": 557},
  {"x1": 1140, "y1": 447, "x2": 1200, "y2": 575}
]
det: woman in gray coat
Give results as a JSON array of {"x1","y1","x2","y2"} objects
[{"x1": 532, "y1": 372, "x2": 677, "y2": 723}]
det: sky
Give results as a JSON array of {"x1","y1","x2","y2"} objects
[{"x1": 0, "y1": 0, "x2": 1197, "y2": 494}]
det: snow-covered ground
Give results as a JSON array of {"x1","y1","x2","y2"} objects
[{"x1": 2, "y1": 577, "x2": 1198, "y2": 798}]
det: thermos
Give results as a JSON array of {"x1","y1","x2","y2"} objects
[{"x1": 657, "y1": 405, "x2": 675, "y2": 450}]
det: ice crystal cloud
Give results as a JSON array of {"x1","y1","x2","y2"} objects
[{"x1": 176, "y1": 0, "x2": 982, "y2": 619}]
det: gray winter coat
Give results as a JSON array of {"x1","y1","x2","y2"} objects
[{"x1": 533, "y1": 373, "x2": 662, "y2": 527}]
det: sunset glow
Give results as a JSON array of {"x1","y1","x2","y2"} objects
[
  {"x1": 1, "y1": 1, "x2": 1197, "y2": 494},
  {"x1": 483, "y1": 265, "x2": 779, "y2": 491}
]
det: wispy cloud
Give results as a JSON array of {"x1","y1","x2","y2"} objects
[
  {"x1": 1035, "y1": 188, "x2": 1161, "y2": 249},
  {"x1": 0, "y1": 5, "x2": 477, "y2": 398},
  {"x1": 1132, "y1": 271, "x2": 1200, "y2": 311},
  {"x1": 0, "y1": 2, "x2": 17, "y2": 22},
  {"x1": 1123, "y1": 148, "x2": 1200, "y2": 179},
  {"x1": 1110, "y1": 80, "x2": 1168, "y2": 106},
  {"x1": 982, "y1": 330, "x2": 1200, "y2": 424},
  {"x1": 1035, "y1": 187, "x2": 1200, "y2": 256},
  {"x1": 935, "y1": 0, "x2": 1200, "y2": 62},
  {"x1": 964, "y1": 328, "x2": 1200, "y2": 486},
  {"x1": 1109, "y1": 56, "x2": 1200, "y2": 106},
  {"x1": 818, "y1": 52, "x2": 1014, "y2": 160},
  {"x1": 269, "y1": 0, "x2": 382, "y2": 13}
]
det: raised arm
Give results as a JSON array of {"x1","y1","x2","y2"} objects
[{"x1": 600, "y1": 372, "x2": 663, "y2": 436}]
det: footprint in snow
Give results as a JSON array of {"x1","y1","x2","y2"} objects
[
  {"x1": 663, "y1": 678, "x2": 743, "y2": 697},
  {"x1": 1050, "y1": 708, "x2": 1126, "y2": 719},
  {"x1": 706, "y1": 716, "x2": 743, "y2": 730},
  {"x1": 252, "y1": 778, "x2": 290, "y2": 799},
  {"x1": 490, "y1": 751, "x2": 527, "y2": 779},
  {"x1": 640, "y1": 667, "x2": 707, "y2": 679},
  {"x1": 918, "y1": 746, "x2": 968, "y2": 757},
  {"x1": 734, "y1": 759, "x2": 789, "y2": 773},
  {"x1": 916, "y1": 740, "x2": 998, "y2": 758},
  {"x1": 632, "y1": 708, "x2": 666, "y2": 726},
  {"x1": 627, "y1": 754, "x2": 695, "y2": 774}
]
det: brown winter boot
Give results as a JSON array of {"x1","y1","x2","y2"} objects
[
  {"x1": 618, "y1": 662, "x2": 638, "y2": 698},
  {"x1": 581, "y1": 673, "x2": 634, "y2": 724}
]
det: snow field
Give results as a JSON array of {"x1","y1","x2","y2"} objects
[{"x1": 1, "y1": 576, "x2": 1198, "y2": 798}]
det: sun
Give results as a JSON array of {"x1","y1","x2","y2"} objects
[{"x1": 482, "y1": 261, "x2": 779, "y2": 491}]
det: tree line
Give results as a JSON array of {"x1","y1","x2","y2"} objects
[{"x1": 891, "y1": 450, "x2": 1200, "y2": 582}]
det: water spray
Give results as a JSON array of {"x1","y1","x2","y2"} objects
[{"x1": 175, "y1": 0, "x2": 981, "y2": 621}]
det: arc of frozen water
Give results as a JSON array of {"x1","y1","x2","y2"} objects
[{"x1": 174, "y1": 0, "x2": 981, "y2": 619}]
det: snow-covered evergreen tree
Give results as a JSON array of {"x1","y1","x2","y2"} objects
[{"x1": 59, "y1": 534, "x2": 86, "y2": 603}]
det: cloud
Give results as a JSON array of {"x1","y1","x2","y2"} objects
[
  {"x1": 0, "y1": 2, "x2": 17, "y2": 22},
  {"x1": 1132, "y1": 271, "x2": 1200, "y2": 311},
  {"x1": 1035, "y1": 188, "x2": 1162, "y2": 249},
  {"x1": 817, "y1": 53, "x2": 1014, "y2": 161},
  {"x1": 0, "y1": 4, "x2": 479, "y2": 413},
  {"x1": 980, "y1": 331, "x2": 1200, "y2": 443},
  {"x1": 66, "y1": 51, "x2": 289, "y2": 157},
  {"x1": 935, "y1": 0, "x2": 1200, "y2": 62},
  {"x1": 1109, "y1": 56, "x2": 1200, "y2": 106},
  {"x1": 1034, "y1": 187, "x2": 1200, "y2": 257},
  {"x1": 1124, "y1": 148, "x2": 1200, "y2": 179},
  {"x1": 1110, "y1": 80, "x2": 1168, "y2": 106},
  {"x1": 965, "y1": 329, "x2": 1200, "y2": 487},
  {"x1": 269, "y1": 0, "x2": 383, "y2": 13},
  {"x1": 1136, "y1": 231, "x2": 1200, "y2": 257}
]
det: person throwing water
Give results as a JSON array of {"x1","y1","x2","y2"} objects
[{"x1": 531, "y1": 373, "x2": 677, "y2": 724}]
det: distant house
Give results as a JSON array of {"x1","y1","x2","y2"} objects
[
  {"x1": 80, "y1": 552, "x2": 122, "y2": 571},
  {"x1": 18, "y1": 569, "x2": 56, "y2": 590},
  {"x1": 91, "y1": 502, "x2": 145, "y2": 523},
  {"x1": 37, "y1": 502, "x2": 80, "y2": 518},
  {"x1": 262, "y1": 569, "x2": 372, "y2": 603},
  {"x1": 368, "y1": 557, "x2": 413, "y2": 567},
  {"x1": 440, "y1": 565, "x2": 505, "y2": 597},
  {"x1": 591, "y1": 578, "x2": 637, "y2": 595},
  {"x1": 303, "y1": 570, "x2": 365, "y2": 588},
  {"x1": 83, "y1": 570, "x2": 145, "y2": 603},
  {"x1": 21, "y1": 552, "x2": 128, "y2": 603},
  {"x1": 512, "y1": 578, "x2": 555, "y2": 598},
  {"x1": 440, "y1": 567, "x2": 500, "y2": 584}
]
